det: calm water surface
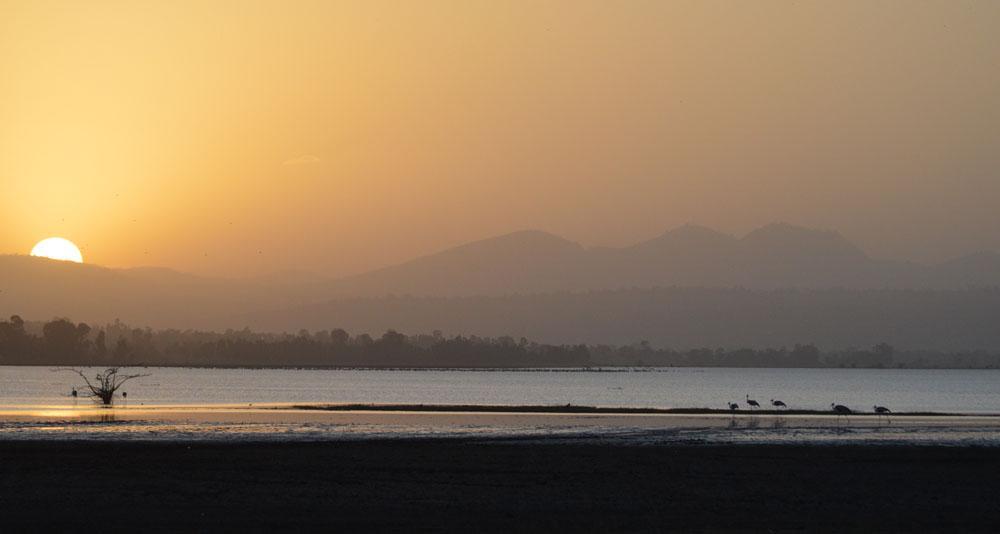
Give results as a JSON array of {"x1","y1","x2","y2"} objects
[{"x1": 1, "y1": 366, "x2": 998, "y2": 413}]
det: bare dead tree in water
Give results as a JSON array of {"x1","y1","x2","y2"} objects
[{"x1": 57, "y1": 367, "x2": 149, "y2": 406}]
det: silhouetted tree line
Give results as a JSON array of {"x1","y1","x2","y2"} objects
[
  {"x1": 258, "y1": 287, "x2": 1000, "y2": 352},
  {"x1": 2, "y1": 315, "x2": 1000, "y2": 369}
]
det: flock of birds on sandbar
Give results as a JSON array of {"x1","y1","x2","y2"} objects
[{"x1": 729, "y1": 394, "x2": 893, "y2": 422}]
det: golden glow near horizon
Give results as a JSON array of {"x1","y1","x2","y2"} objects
[
  {"x1": 30, "y1": 238, "x2": 84, "y2": 264},
  {"x1": 2, "y1": 1, "x2": 999, "y2": 276}
]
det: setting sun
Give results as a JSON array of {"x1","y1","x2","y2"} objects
[{"x1": 30, "y1": 237, "x2": 84, "y2": 263}]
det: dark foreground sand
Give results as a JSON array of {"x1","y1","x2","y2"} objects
[{"x1": 2, "y1": 440, "x2": 999, "y2": 532}]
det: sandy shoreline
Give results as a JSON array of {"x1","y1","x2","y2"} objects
[
  {"x1": 2, "y1": 439, "x2": 999, "y2": 531},
  {"x1": 2, "y1": 408, "x2": 999, "y2": 529},
  {"x1": 1, "y1": 403, "x2": 999, "y2": 445}
]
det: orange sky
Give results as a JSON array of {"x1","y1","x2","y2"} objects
[{"x1": 2, "y1": 1, "x2": 998, "y2": 276}]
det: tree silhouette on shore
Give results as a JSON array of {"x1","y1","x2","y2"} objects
[{"x1": 58, "y1": 367, "x2": 149, "y2": 405}]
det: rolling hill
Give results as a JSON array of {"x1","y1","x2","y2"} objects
[{"x1": 2, "y1": 223, "x2": 999, "y2": 336}]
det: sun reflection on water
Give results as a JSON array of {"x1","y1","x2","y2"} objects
[{"x1": 34, "y1": 410, "x2": 83, "y2": 418}]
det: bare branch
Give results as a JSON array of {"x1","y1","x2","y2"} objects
[{"x1": 54, "y1": 367, "x2": 150, "y2": 406}]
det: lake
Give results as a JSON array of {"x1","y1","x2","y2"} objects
[{"x1": 1, "y1": 366, "x2": 998, "y2": 413}]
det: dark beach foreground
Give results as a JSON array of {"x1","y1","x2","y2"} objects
[{"x1": 2, "y1": 440, "x2": 999, "y2": 532}]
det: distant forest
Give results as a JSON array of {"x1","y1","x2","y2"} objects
[
  {"x1": 240, "y1": 287, "x2": 1000, "y2": 352},
  {"x1": 1, "y1": 315, "x2": 998, "y2": 369}
]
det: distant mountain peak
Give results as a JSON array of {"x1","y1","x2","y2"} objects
[
  {"x1": 660, "y1": 223, "x2": 735, "y2": 241},
  {"x1": 628, "y1": 224, "x2": 736, "y2": 252},
  {"x1": 433, "y1": 229, "x2": 584, "y2": 257},
  {"x1": 743, "y1": 221, "x2": 837, "y2": 239},
  {"x1": 741, "y1": 222, "x2": 867, "y2": 259},
  {"x1": 484, "y1": 228, "x2": 578, "y2": 243}
]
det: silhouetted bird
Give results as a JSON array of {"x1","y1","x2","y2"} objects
[
  {"x1": 728, "y1": 402, "x2": 739, "y2": 412},
  {"x1": 874, "y1": 405, "x2": 891, "y2": 424},
  {"x1": 771, "y1": 399, "x2": 787, "y2": 409},
  {"x1": 746, "y1": 394, "x2": 760, "y2": 410},
  {"x1": 831, "y1": 403, "x2": 852, "y2": 419}
]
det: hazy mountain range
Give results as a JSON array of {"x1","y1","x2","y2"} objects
[
  {"x1": 326, "y1": 223, "x2": 1000, "y2": 295},
  {"x1": 2, "y1": 223, "x2": 1000, "y2": 348}
]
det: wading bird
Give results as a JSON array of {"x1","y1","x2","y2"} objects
[
  {"x1": 831, "y1": 403, "x2": 852, "y2": 423},
  {"x1": 874, "y1": 405, "x2": 891, "y2": 424},
  {"x1": 746, "y1": 394, "x2": 760, "y2": 410},
  {"x1": 728, "y1": 402, "x2": 739, "y2": 413},
  {"x1": 771, "y1": 399, "x2": 787, "y2": 409}
]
